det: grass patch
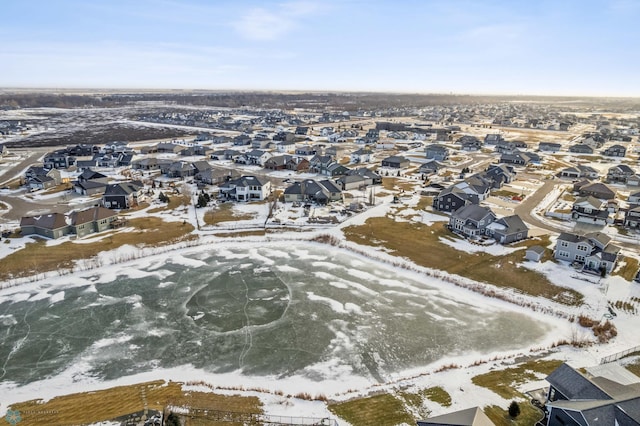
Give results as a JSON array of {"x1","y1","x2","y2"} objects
[
  {"x1": 7, "y1": 380, "x2": 261, "y2": 426},
  {"x1": 329, "y1": 393, "x2": 414, "y2": 426},
  {"x1": 485, "y1": 403, "x2": 544, "y2": 426},
  {"x1": 492, "y1": 189, "x2": 521, "y2": 198},
  {"x1": 624, "y1": 357, "x2": 640, "y2": 377},
  {"x1": 147, "y1": 193, "x2": 192, "y2": 213},
  {"x1": 0, "y1": 217, "x2": 194, "y2": 281},
  {"x1": 422, "y1": 386, "x2": 452, "y2": 407},
  {"x1": 416, "y1": 196, "x2": 434, "y2": 211},
  {"x1": 613, "y1": 256, "x2": 640, "y2": 281},
  {"x1": 381, "y1": 177, "x2": 417, "y2": 192},
  {"x1": 203, "y1": 203, "x2": 258, "y2": 225},
  {"x1": 472, "y1": 359, "x2": 563, "y2": 400},
  {"x1": 215, "y1": 230, "x2": 267, "y2": 238},
  {"x1": 343, "y1": 217, "x2": 582, "y2": 304}
]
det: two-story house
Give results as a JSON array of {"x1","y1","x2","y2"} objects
[
  {"x1": 448, "y1": 204, "x2": 497, "y2": 238},
  {"x1": 602, "y1": 144, "x2": 627, "y2": 157},
  {"x1": 554, "y1": 232, "x2": 620, "y2": 274},
  {"x1": 572, "y1": 196, "x2": 611, "y2": 225},
  {"x1": 219, "y1": 175, "x2": 271, "y2": 202},
  {"x1": 606, "y1": 164, "x2": 636, "y2": 183}
]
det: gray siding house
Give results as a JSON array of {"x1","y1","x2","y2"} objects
[{"x1": 554, "y1": 232, "x2": 620, "y2": 274}]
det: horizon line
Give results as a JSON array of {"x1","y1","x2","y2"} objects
[{"x1": 1, "y1": 87, "x2": 640, "y2": 100}]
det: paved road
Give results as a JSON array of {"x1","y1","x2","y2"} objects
[
  {"x1": 513, "y1": 178, "x2": 639, "y2": 251},
  {"x1": 514, "y1": 179, "x2": 560, "y2": 233}
]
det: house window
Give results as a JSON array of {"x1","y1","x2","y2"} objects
[
  {"x1": 577, "y1": 244, "x2": 588, "y2": 251},
  {"x1": 558, "y1": 250, "x2": 570, "y2": 258},
  {"x1": 560, "y1": 241, "x2": 568, "y2": 248},
  {"x1": 575, "y1": 255, "x2": 585, "y2": 262}
]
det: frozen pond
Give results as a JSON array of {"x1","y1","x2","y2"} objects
[{"x1": 0, "y1": 243, "x2": 554, "y2": 387}]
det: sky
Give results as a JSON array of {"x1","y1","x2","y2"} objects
[{"x1": 1, "y1": 0, "x2": 640, "y2": 96}]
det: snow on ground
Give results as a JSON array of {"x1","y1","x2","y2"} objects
[{"x1": 438, "y1": 236, "x2": 521, "y2": 256}]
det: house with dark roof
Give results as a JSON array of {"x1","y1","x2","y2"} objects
[
  {"x1": 381, "y1": 155, "x2": 410, "y2": 169},
  {"x1": 448, "y1": 205, "x2": 497, "y2": 238},
  {"x1": 425, "y1": 144, "x2": 449, "y2": 161},
  {"x1": 485, "y1": 215, "x2": 529, "y2": 244},
  {"x1": 484, "y1": 133, "x2": 504, "y2": 145},
  {"x1": 606, "y1": 164, "x2": 636, "y2": 183},
  {"x1": 433, "y1": 177, "x2": 491, "y2": 212},
  {"x1": 167, "y1": 161, "x2": 196, "y2": 178},
  {"x1": 572, "y1": 196, "x2": 612, "y2": 225},
  {"x1": 525, "y1": 245, "x2": 546, "y2": 262},
  {"x1": 480, "y1": 164, "x2": 516, "y2": 188},
  {"x1": 195, "y1": 168, "x2": 240, "y2": 185},
  {"x1": 347, "y1": 167, "x2": 382, "y2": 185},
  {"x1": 544, "y1": 362, "x2": 640, "y2": 426},
  {"x1": 554, "y1": 232, "x2": 620, "y2": 274},
  {"x1": 569, "y1": 144, "x2": 595, "y2": 154},
  {"x1": 283, "y1": 179, "x2": 341, "y2": 204},
  {"x1": 102, "y1": 181, "x2": 144, "y2": 209},
  {"x1": 69, "y1": 207, "x2": 119, "y2": 238},
  {"x1": 20, "y1": 213, "x2": 69, "y2": 239},
  {"x1": 219, "y1": 175, "x2": 271, "y2": 202},
  {"x1": 499, "y1": 150, "x2": 533, "y2": 166},
  {"x1": 624, "y1": 206, "x2": 640, "y2": 229},
  {"x1": 539, "y1": 142, "x2": 562, "y2": 152},
  {"x1": 560, "y1": 165, "x2": 599, "y2": 180},
  {"x1": 419, "y1": 160, "x2": 444, "y2": 176},
  {"x1": 576, "y1": 182, "x2": 616, "y2": 200},
  {"x1": 264, "y1": 155, "x2": 289, "y2": 171},
  {"x1": 156, "y1": 142, "x2": 183, "y2": 154},
  {"x1": 602, "y1": 144, "x2": 627, "y2": 157}
]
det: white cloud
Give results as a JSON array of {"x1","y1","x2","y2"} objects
[{"x1": 233, "y1": 1, "x2": 323, "y2": 41}]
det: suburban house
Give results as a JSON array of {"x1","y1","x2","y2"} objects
[
  {"x1": 433, "y1": 177, "x2": 491, "y2": 212},
  {"x1": 602, "y1": 144, "x2": 627, "y2": 157},
  {"x1": 485, "y1": 215, "x2": 529, "y2": 244},
  {"x1": 309, "y1": 155, "x2": 334, "y2": 174},
  {"x1": 20, "y1": 206, "x2": 118, "y2": 239},
  {"x1": 559, "y1": 165, "x2": 599, "y2": 180},
  {"x1": 347, "y1": 168, "x2": 382, "y2": 185},
  {"x1": 102, "y1": 181, "x2": 144, "y2": 209},
  {"x1": 381, "y1": 155, "x2": 410, "y2": 169},
  {"x1": 554, "y1": 232, "x2": 620, "y2": 274},
  {"x1": 425, "y1": 144, "x2": 449, "y2": 161},
  {"x1": 448, "y1": 204, "x2": 497, "y2": 238},
  {"x1": 481, "y1": 164, "x2": 516, "y2": 188},
  {"x1": 156, "y1": 142, "x2": 183, "y2": 154},
  {"x1": 572, "y1": 196, "x2": 612, "y2": 225},
  {"x1": 286, "y1": 157, "x2": 310, "y2": 172},
  {"x1": 575, "y1": 182, "x2": 616, "y2": 200},
  {"x1": 627, "y1": 175, "x2": 640, "y2": 187},
  {"x1": 167, "y1": 161, "x2": 196, "y2": 178},
  {"x1": 195, "y1": 168, "x2": 240, "y2": 185},
  {"x1": 295, "y1": 145, "x2": 319, "y2": 157},
  {"x1": 218, "y1": 175, "x2": 271, "y2": 202},
  {"x1": 43, "y1": 149, "x2": 75, "y2": 169},
  {"x1": 20, "y1": 213, "x2": 69, "y2": 239},
  {"x1": 539, "y1": 142, "x2": 562, "y2": 152},
  {"x1": 544, "y1": 362, "x2": 640, "y2": 426},
  {"x1": 606, "y1": 164, "x2": 636, "y2": 183},
  {"x1": 26, "y1": 167, "x2": 63, "y2": 191},
  {"x1": 624, "y1": 206, "x2": 640, "y2": 229},
  {"x1": 264, "y1": 155, "x2": 289, "y2": 171},
  {"x1": 350, "y1": 147, "x2": 373, "y2": 164},
  {"x1": 484, "y1": 133, "x2": 504, "y2": 145},
  {"x1": 69, "y1": 207, "x2": 119, "y2": 238},
  {"x1": 569, "y1": 144, "x2": 594, "y2": 154},
  {"x1": 419, "y1": 160, "x2": 444, "y2": 176},
  {"x1": 335, "y1": 174, "x2": 372, "y2": 190},
  {"x1": 131, "y1": 157, "x2": 173, "y2": 171},
  {"x1": 417, "y1": 406, "x2": 495, "y2": 426},
  {"x1": 283, "y1": 179, "x2": 342, "y2": 204},
  {"x1": 499, "y1": 150, "x2": 533, "y2": 165}
]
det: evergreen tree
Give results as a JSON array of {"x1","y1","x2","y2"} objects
[
  {"x1": 508, "y1": 401, "x2": 520, "y2": 418},
  {"x1": 165, "y1": 412, "x2": 181, "y2": 426}
]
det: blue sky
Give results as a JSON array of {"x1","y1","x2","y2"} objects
[{"x1": 2, "y1": 0, "x2": 639, "y2": 96}]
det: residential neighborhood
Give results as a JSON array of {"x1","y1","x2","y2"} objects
[{"x1": 2, "y1": 93, "x2": 640, "y2": 426}]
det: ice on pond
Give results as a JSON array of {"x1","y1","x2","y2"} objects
[{"x1": 0, "y1": 243, "x2": 555, "y2": 387}]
